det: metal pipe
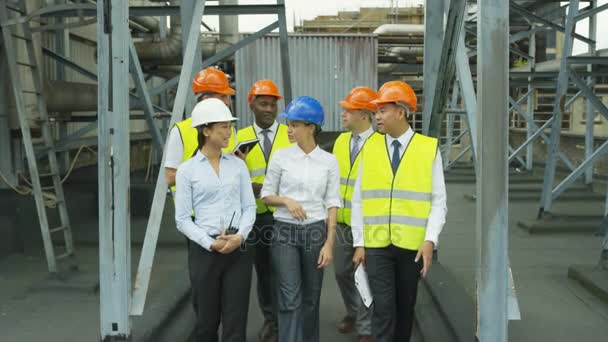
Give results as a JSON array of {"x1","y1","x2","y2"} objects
[
  {"x1": 134, "y1": 0, "x2": 218, "y2": 65},
  {"x1": 374, "y1": 23, "x2": 424, "y2": 36},
  {"x1": 45, "y1": 80, "x2": 97, "y2": 112}
]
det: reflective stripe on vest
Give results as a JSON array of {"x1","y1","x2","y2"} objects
[
  {"x1": 361, "y1": 132, "x2": 437, "y2": 251},
  {"x1": 170, "y1": 118, "x2": 236, "y2": 193},
  {"x1": 332, "y1": 131, "x2": 381, "y2": 225},
  {"x1": 237, "y1": 123, "x2": 292, "y2": 214}
]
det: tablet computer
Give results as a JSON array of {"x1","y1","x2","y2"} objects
[{"x1": 233, "y1": 139, "x2": 260, "y2": 154}]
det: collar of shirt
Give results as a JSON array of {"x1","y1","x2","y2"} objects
[
  {"x1": 386, "y1": 126, "x2": 414, "y2": 150},
  {"x1": 253, "y1": 120, "x2": 279, "y2": 136},
  {"x1": 194, "y1": 149, "x2": 230, "y2": 162},
  {"x1": 293, "y1": 144, "x2": 323, "y2": 159},
  {"x1": 354, "y1": 126, "x2": 375, "y2": 142}
]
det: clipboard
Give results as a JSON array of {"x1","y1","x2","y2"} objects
[
  {"x1": 354, "y1": 264, "x2": 373, "y2": 308},
  {"x1": 233, "y1": 138, "x2": 260, "y2": 154}
]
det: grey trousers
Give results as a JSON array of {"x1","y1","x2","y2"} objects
[
  {"x1": 366, "y1": 245, "x2": 422, "y2": 342},
  {"x1": 333, "y1": 223, "x2": 372, "y2": 335},
  {"x1": 271, "y1": 220, "x2": 326, "y2": 342}
]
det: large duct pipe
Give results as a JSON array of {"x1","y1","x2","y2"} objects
[
  {"x1": 373, "y1": 24, "x2": 424, "y2": 36},
  {"x1": 218, "y1": 0, "x2": 239, "y2": 50},
  {"x1": 45, "y1": 81, "x2": 97, "y2": 112},
  {"x1": 134, "y1": 0, "x2": 218, "y2": 65},
  {"x1": 130, "y1": 16, "x2": 160, "y2": 33}
]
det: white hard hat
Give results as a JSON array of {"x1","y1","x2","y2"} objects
[{"x1": 191, "y1": 98, "x2": 237, "y2": 128}]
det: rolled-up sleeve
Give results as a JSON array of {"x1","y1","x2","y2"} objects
[
  {"x1": 237, "y1": 160, "x2": 257, "y2": 240},
  {"x1": 324, "y1": 157, "x2": 342, "y2": 209},
  {"x1": 351, "y1": 162, "x2": 364, "y2": 247},
  {"x1": 260, "y1": 151, "x2": 281, "y2": 199},
  {"x1": 164, "y1": 127, "x2": 184, "y2": 169},
  {"x1": 175, "y1": 164, "x2": 215, "y2": 251}
]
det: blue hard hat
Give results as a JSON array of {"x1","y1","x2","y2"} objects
[{"x1": 280, "y1": 96, "x2": 324, "y2": 126}]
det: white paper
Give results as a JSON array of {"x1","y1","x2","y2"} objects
[{"x1": 354, "y1": 264, "x2": 373, "y2": 308}]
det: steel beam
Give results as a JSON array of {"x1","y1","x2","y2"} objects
[
  {"x1": 456, "y1": 28, "x2": 477, "y2": 164},
  {"x1": 540, "y1": 0, "x2": 580, "y2": 215},
  {"x1": 444, "y1": 80, "x2": 459, "y2": 169},
  {"x1": 526, "y1": 29, "x2": 536, "y2": 170},
  {"x1": 131, "y1": 0, "x2": 207, "y2": 317},
  {"x1": 585, "y1": 1, "x2": 597, "y2": 184},
  {"x1": 509, "y1": 96, "x2": 576, "y2": 171},
  {"x1": 129, "y1": 39, "x2": 163, "y2": 152},
  {"x1": 38, "y1": 4, "x2": 284, "y2": 18},
  {"x1": 509, "y1": 118, "x2": 554, "y2": 162},
  {"x1": 476, "y1": 0, "x2": 509, "y2": 340},
  {"x1": 567, "y1": 56, "x2": 608, "y2": 65},
  {"x1": 447, "y1": 144, "x2": 471, "y2": 169},
  {"x1": 574, "y1": 2, "x2": 608, "y2": 21},
  {"x1": 510, "y1": 1, "x2": 594, "y2": 46},
  {"x1": 426, "y1": 0, "x2": 467, "y2": 137},
  {"x1": 423, "y1": 0, "x2": 445, "y2": 133},
  {"x1": 98, "y1": 0, "x2": 131, "y2": 339},
  {"x1": 277, "y1": 0, "x2": 293, "y2": 104},
  {"x1": 552, "y1": 139, "x2": 608, "y2": 200},
  {"x1": 569, "y1": 69, "x2": 608, "y2": 122}
]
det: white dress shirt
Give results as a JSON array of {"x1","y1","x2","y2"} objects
[
  {"x1": 175, "y1": 151, "x2": 257, "y2": 251},
  {"x1": 350, "y1": 126, "x2": 375, "y2": 157},
  {"x1": 351, "y1": 127, "x2": 447, "y2": 247},
  {"x1": 164, "y1": 126, "x2": 184, "y2": 169},
  {"x1": 261, "y1": 144, "x2": 342, "y2": 225},
  {"x1": 253, "y1": 120, "x2": 279, "y2": 155}
]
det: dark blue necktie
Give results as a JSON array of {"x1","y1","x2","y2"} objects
[{"x1": 391, "y1": 140, "x2": 401, "y2": 174}]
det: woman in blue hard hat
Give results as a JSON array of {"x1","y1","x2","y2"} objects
[
  {"x1": 175, "y1": 98, "x2": 257, "y2": 342},
  {"x1": 260, "y1": 96, "x2": 341, "y2": 342}
]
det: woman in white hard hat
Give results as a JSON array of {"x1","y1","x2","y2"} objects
[
  {"x1": 175, "y1": 98, "x2": 257, "y2": 342},
  {"x1": 260, "y1": 96, "x2": 342, "y2": 342}
]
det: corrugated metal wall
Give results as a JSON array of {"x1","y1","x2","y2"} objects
[{"x1": 235, "y1": 34, "x2": 377, "y2": 131}]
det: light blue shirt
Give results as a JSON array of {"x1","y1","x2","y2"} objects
[{"x1": 175, "y1": 150, "x2": 257, "y2": 251}]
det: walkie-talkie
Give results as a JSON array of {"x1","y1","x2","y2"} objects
[{"x1": 225, "y1": 211, "x2": 238, "y2": 235}]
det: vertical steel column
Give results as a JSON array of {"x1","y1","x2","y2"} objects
[
  {"x1": 585, "y1": 0, "x2": 597, "y2": 184},
  {"x1": 0, "y1": 36, "x2": 14, "y2": 189},
  {"x1": 444, "y1": 81, "x2": 459, "y2": 168},
  {"x1": 277, "y1": 0, "x2": 292, "y2": 103},
  {"x1": 476, "y1": 0, "x2": 509, "y2": 340},
  {"x1": 540, "y1": 0, "x2": 580, "y2": 215},
  {"x1": 98, "y1": 0, "x2": 132, "y2": 339},
  {"x1": 526, "y1": 31, "x2": 536, "y2": 171},
  {"x1": 423, "y1": 0, "x2": 445, "y2": 133}
]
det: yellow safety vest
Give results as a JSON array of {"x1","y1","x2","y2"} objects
[
  {"x1": 170, "y1": 117, "x2": 237, "y2": 192},
  {"x1": 237, "y1": 124, "x2": 291, "y2": 214},
  {"x1": 360, "y1": 132, "x2": 437, "y2": 251},
  {"x1": 332, "y1": 131, "x2": 380, "y2": 226}
]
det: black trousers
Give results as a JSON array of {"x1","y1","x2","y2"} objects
[
  {"x1": 248, "y1": 212, "x2": 277, "y2": 325},
  {"x1": 366, "y1": 245, "x2": 422, "y2": 342},
  {"x1": 188, "y1": 240, "x2": 253, "y2": 342}
]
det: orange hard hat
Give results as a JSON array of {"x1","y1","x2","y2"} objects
[
  {"x1": 339, "y1": 87, "x2": 377, "y2": 111},
  {"x1": 248, "y1": 80, "x2": 283, "y2": 104},
  {"x1": 371, "y1": 81, "x2": 417, "y2": 112},
  {"x1": 192, "y1": 68, "x2": 235, "y2": 95}
]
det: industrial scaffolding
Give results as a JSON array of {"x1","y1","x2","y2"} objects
[{"x1": 1, "y1": 0, "x2": 608, "y2": 341}]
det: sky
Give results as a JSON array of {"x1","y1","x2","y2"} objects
[{"x1": 200, "y1": 0, "x2": 607, "y2": 52}]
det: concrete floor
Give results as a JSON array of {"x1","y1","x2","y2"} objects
[
  {"x1": 440, "y1": 181, "x2": 608, "y2": 341},
  {"x1": 1, "y1": 178, "x2": 607, "y2": 341}
]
